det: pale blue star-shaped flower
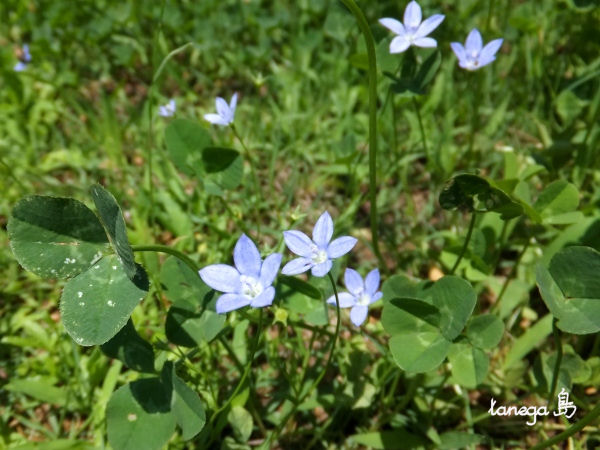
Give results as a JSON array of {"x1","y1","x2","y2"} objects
[
  {"x1": 14, "y1": 44, "x2": 31, "y2": 72},
  {"x1": 451, "y1": 28, "x2": 503, "y2": 71},
  {"x1": 281, "y1": 211, "x2": 357, "y2": 277},
  {"x1": 159, "y1": 99, "x2": 176, "y2": 117},
  {"x1": 199, "y1": 234, "x2": 282, "y2": 314},
  {"x1": 326, "y1": 268, "x2": 382, "y2": 326},
  {"x1": 379, "y1": 1, "x2": 445, "y2": 54},
  {"x1": 204, "y1": 93, "x2": 238, "y2": 126}
]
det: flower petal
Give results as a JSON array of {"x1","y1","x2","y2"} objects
[
  {"x1": 234, "y1": 234, "x2": 262, "y2": 277},
  {"x1": 327, "y1": 236, "x2": 357, "y2": 258},
  {"x1": 364, "y1": 269, "x2": 380, "y2": 295},
  {"x1": 403, "y1": 0, "x2": 422, "y2": 31},
  {"x1": 344, "y1": 268, "x2": 364, "y2": 295},
  {"x1": 350, "y1": 305, "x2": 369, "y2": 326},
  {"x1": 216, "y1": 97, "x2": 229, "y2": 118},
  {"x1": 478, "y1": 38, "x2": 503, "y2": 67},
  {"x1": 259, "y1": 253, "x2": 282, "y2": 287},
  {"x1": 413, "y1": 37, "x2": 437, "y2": 48},
  {"x1": 450, "y1": 42, "x2": 467, "y2": 65},
  {"x1": 326, "y1": 292, "x2": 356, "y2": 308},
  {"x1": 204, "y1": 113, "x2": 229, "y2": 126},
  {"x1": 415, "y1": 14, "x2": 444, "y2": 39},
  {"x1": 312, "y1": 211, "x2": 334, "y2": 248},
  {"x1": 390, "y1": 35, "x2": 411, "y2": 53},
  {"x1": 216, "y1": 293, "x2": 251, "y2": 314},
  {"x1": 23, "y1": 44, "x2": 32, "y2": 62},
  {"x1": 283, "y1": 230, "x2": 314, "y2": 257},
  {"x1": 370, "y1": 291, "x2": 383, "y2": 304},
  {"x1": 199, "y1": 264, "x2": 240, "y2": 293},
  {"x1": 311, "y1": 260, "x2": 332, "y2": 277},
  {"x1": 14, "y1": 61, "x2": 27, "y2": 72},
  {"x1": 250, "y1": 286, "x2": 275, "y2": 308},
  {"x1": 378, "y1": 18, "x2": 405, "y2": 35},
  {"x1": 281, "y1": 257, "x2": 312, "y2": 275},
  {"x1": 465, "y1": 28, "x2": 483, "y2": 55},
  {"x1": 230, "y1": 93, "x2": 238, "y2": 114}
]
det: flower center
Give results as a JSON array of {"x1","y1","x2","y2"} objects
[
  {"x1": 358, "y1": 292, "x2": 371, "y2": 306},
  {"x1": 240, "y1": 275, "x2": 263, "y2": 299},
  {"x1": 310, "y1": 245, "x2": 328, "y2": 264}
]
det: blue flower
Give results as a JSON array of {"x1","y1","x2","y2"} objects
[
  {"x1": 281, "y1": 211, "x2": 357, "y2": 277},
  {"x1": 326, "y1": 268, "x2": 382, "y2": 326},
  {"x1": 14, "y1": 44, "x2": 31, "y2": 72},
  {"x1": 199, "y1": 234, "x2": 282, "y2": 314},
  {"x1": 204, "y1": 93, "x2": 238, "y2": 126},
  {"x1": 379, "y1": 1, "x2": 445, "y2": 53},
  {"x1": 451, "y1": 29, "x2": 503, "y2": 71},
  {"x1": 159, "y1": 99, "x2": 176, "y2": 117}
]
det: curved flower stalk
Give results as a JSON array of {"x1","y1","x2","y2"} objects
[
  {"x1": 204, "y1": 93, "x2": 238, "y2": 126},
  {"x1": 327, "y1": 268, "x2": 382, "y2": 326},
  {"x1": 14, "y1": 44, "x2": 31, "y2": 72},
  {"x1": 158, "y1": 98, "x2": 176, "y2": 117},
  {"x1": 379, "y1": 1, "x2": 445, "y2": 53},
  {"x1": 451, "y1": 28, "x2": 503, "y2": 71},
  {"x1": 199, "y1": 234, "x2": 282, "y2": 313},
  {"x1": 281, "y1": 211, "x2": 357, "y2": 277}
]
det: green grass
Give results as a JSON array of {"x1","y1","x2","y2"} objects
[{"x1": 1, "y1": 0, "x2": 600, "y2": 448}]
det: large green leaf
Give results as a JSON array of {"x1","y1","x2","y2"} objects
[
  {"x1": 389, "y1": 331, "x2": 451, "y2": 373},
  {"x1": 162, "y1": 363, "x2": 206, "y2": 440},
  {"x1": 90, "y1": 184, "x2": 137, "y2": 280},
  {"x1": 447, "y1": 342, "x2": 489, "y2": 388},
  {"x1": 8, "y1": 196, "x2": 109, "y2": 279},
  {"x1": 202, "y1": 147, "x2": 243, "y2": 192},
  {"x1": 382, "y1": 276, "x2": 477, "y2": 373},
  {"x1": 536, "y1": 246, "x2": 600, "y2": 334},
  {"x1": 534, "y1": 180, "x2": 580, "y2": 224},
  {"x1": 106, "y1": 379, "x2": 176, "y2": 450},
  {"x1": 164, "y1": 119, "x2": 211, "y2": 176},
  {"x1": 439, "y1": 174, "x2": 523, "y2": 219},
  {"x1": 421, "y1": 276, "x2": 477, "y2": 341},
  {"x1": 465, "y1": 314, "x2": 504, "y2": 349},
  {"x1": 60, "y1": 254, "x2": 149, "y2": 346},
  {"x1": 101, "y1": 319, "x2": 155, "y2": 373},
  {"x1": 228, "y1": 406, "x2": 253, "y2": 443}
]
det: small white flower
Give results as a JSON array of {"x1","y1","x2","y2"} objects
[
  {"x1": 326, "y1": 268, "x2": 383, "y2": 326},
  {"x1": 204, "y1": 93, "x2": 238, "y2": 126},
  {"x1": 379, "y1": 1, "x2": 445, "y2": 54},
  {"x1": 450, "y1": 28, "x2": 504, "y2": 71},
  {"x1": 159, "y1": 98, "x2": 176, "y2": 117}
]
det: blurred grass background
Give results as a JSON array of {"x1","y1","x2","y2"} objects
[{"x1": 1, "y1": 0, "x2": 600, "y2": 447}]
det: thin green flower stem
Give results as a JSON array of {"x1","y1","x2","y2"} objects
[
  {"x1": 450, "y1": 212, "x2": 477, "y2": 275},
  {"x1": 492, "y1": 238, "x2": 530, "y2": 312},
  {"x1": 131, "y1": 244, "x2": 199, "y2": 273},
  {"x1": 265, "y1": 273, "x2": 341, "y2": 447},
  {"x1": 209, "y1": 309, "x2": 263, "y2": 424},
  {"x1": 530, "y1": 403, "x2": 600, "y2": 450},
  {"x1": 548, "y1": 319, "x2": 563, "y2": 408},
  {"x1": 339, "y1": 0, "x2": 384, "y2": 270},
  {"x1": 412, "y1": 97, "x2": 430, "y2": 167}
]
